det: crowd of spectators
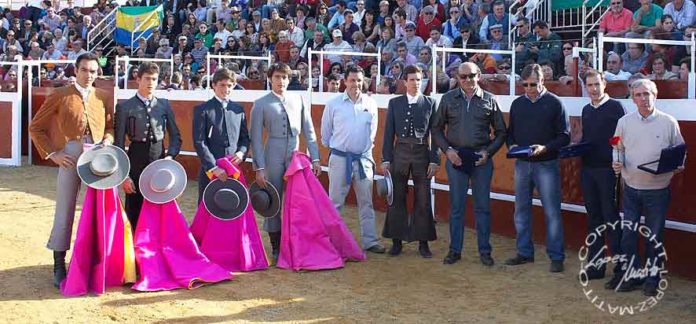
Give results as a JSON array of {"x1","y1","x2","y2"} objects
[{"x1": 0, "y1": 0, "x2": 694, "y2": 94}]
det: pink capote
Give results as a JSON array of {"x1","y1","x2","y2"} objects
[
  {"x1": 132, "y1": 200, "x2": 234, "y2": 291},
  {"x1": 277, "y1": 151, "x2": 366, "y2": 271},
  {"x1": 60, "y1": 187, "x2": 137, "y2": 296},
  {"x1": 190, "y1": 157, "x2": 269, "y2": 272}
]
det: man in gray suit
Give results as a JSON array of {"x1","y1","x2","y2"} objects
[
  {"x1": 250, "y1": 62, "x2": 322, "y2": 261},
  {"x1": 321, "y1": 65, "x2": 386, "y2": 254}
]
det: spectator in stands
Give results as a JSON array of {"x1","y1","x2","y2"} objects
[
  {"x1": 294, "y1": 6, "x2": 308, "y2": 29},
  {"x1": 316, "y1": 3, "x2": 331, "y2": 27},
  {"x1": 301, "y1": 29, "x2": 327, "y2": 58},
  {"x1": 28, "y1": 41, "x2": 44, "y2": 60},
  {"x1": 605, "y1": 51, "x2": 633, "y2": 80},
  {"x1": 304, "y1": 17, "x2": 330, "y2": 43},
  {"x1": 663, "y1": 0, "x2": 695, "y2": 31},
  {"x1": 226, "y1": 36, "x2": 240, "y2": 54},
  {"x1": 402, "y1": 22, "x2": 425, "y2": 56},
  {"x1": 362, "y1": 9, "x2": 380, "y2": 44},
  {"x1": 442, "y1": 5, "x2": 465, "y2": 41},
  {"x1": 469, "y1": 52, "x2": 496, "y2": 74},
  {"x1": 286, "y1": 18, "x2": 305, "y2": 47},
  {"x1": 269, "y1": 8, "x2": 287, "y2": 36},
  {"x1": 479, "y1": 1, "x2": 512, "y2": 43},
  {"x1": 261, "y1": 0, "x2": 284, "y2": 19},
  {"x1": 173, "y1": 35, "x2": 191, "y2": 55},
  {"x1": 191, "y1": 37, "x2": 209, "y2": 66},
  {"x1": 418, "y1": 47, "x2": 433, "y2": 66},
  {"x1": 452, "y1": 24, "x2": 481, "y2": 62},
  {"x1": 395, "y1": 42, "x2": 418, "y2": 65},
  {"x1": 275, "y1": 30, "x2": 293, "y2": 63},
  {"x1": 196, "y1": 22, "x2": 214, "y2": 48},
  {"x1": 622, "y1": 43, "x2": 649, "y2": 74},
  {"x1": 377, "y1": 0, "x2": 390, "y2": 24},
  {"x1": 393, "y1": 9, "x2": 411, "y2": 40},
  {"x1": 626, "y1": 0, "x2": 663, "y2": 38},
  {"x1": 481, "y1": 58, "x2": 519, "y2": 82},
  {"x1": 646, "y1": 53, "x2": 679, "y2": 79},
  {"x1": 213, "y1": 19, "x2": 232, "y2": 48},
  {"x1": 157, "y1": 38, "x2": 174, "y2": 59},
  {"x1": 424, "y1": 0, "x2": 445, "y2": 22},
  {"x1": 646, "y1": 30, "x2": 687, "y2": 72},
  {"x1": 352, "y1": 31, "x2": 368, "y2": 52},
  {"x1": 257, "y1": 31, "x2": 275, "y2": 54},
  {"x1": 339, "y1": 9, "x2": 361, "y2": 45},
  {"x1": 41, "y1": 6, "x2": 62, "y2": 31},
  {"x1": 41, "y1": 42, "x2": 62, "y2": 60},
  {"x1": 67, "y1": 40, "x2": 87, "y2": 60},
  {"x1": 382, "y1": 16, "x2": 395, "y2": 34},
  {"x1": 353, "y1": 1, "x2": 367, "y2": 25},
  {"x1": 376, "y1": 75, "x2": 395, "y2": 94},
  {"x1": 51, "y1": 28, "x2": 67, "y2": 53},
  {"x1": 659, "y1": 14, "x2": 686, "y2": 40},
  {"x1": 287, "y1": 70, "x2": 306, "y2": 90},
  {"x1": 539, "y1": 59, "x2": 556, "y2": 80},
  {"x1": 297, "y1": 61, "x2": 310, "y2": 87},
  {"x1": 324, "y1": 29, "x2": 353, "y2": 63},
  {"x1": 485, "y1": 24, "x2": 508, "y2": 61},
  {"x1": 678, "y1": 57, "x2": 691, "y2": 80},
  {"x1": 377, "y1": 27, "x2": 397, "y2": 52},
  {"x1": 3, "y1": 30, "x2": 22, "y2": 53},
  {"x1": 461, "y1": 0, "x2": 479, "y2": 25},
  {"x1": 329, "y1": 62, "x2": 345, "y2": 78},
  {"x1": 327, "y1": 73, "x2": 342, "y2": 92},
  {"x1": 425, "y1": 25, "x2": 452, "y2": 47},
  {"x1": 388, "y1": 60, "x2": 404, "y2": 79},
  {"x1": 311, "y1": 65, "x2": 321, "y2": 91},
  {"x1": 599, "y1": 0, "x2": 635, "y2": 44},
  {"x1": 416, "y1": 6, "x2": 440, "y2": 41},
  {"x1": 328, "y1": 1, "x2": 348, "y2": 29},
  {"x1": 168, "y1": 71, "x2": 183, "y2": 90},
  {"x1": 532, "y1": 21, "x2": 563, "y2": 71}
]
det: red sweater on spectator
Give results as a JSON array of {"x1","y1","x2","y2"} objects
[
  {"x1": 275, "y1": 41, "x2": 293, "y2": 63},
  {"x1": 416, "y1": 16, "x2": 442, "y2": 41}
]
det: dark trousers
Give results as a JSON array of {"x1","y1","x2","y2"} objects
[
  {"x1": 124, "y1": 141, "x2": 163, "y2": 230},
  {"x1": 621, "y1": 185, "x2": 670, "y2": 285},
  {"x1": 580, "y1": 166, "x2": 622, "y2": 275},
  {"x1": 382, "y1": 143, "x2": 436, "y2": 242}
]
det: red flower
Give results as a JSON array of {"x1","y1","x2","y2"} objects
[{"x1": 609, "y1": 136, "x2": 621, "y2": 146}]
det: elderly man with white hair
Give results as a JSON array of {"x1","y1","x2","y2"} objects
[{"x1": 612, "y1": 79, "x2": 685, "y2": 297}]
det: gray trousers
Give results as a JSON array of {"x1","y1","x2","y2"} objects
[
  {"x1": 328, "y1": 154, "x2": 379, "y2": 249},
  {"x1": 261, "y1": 138, "x2": 292, "y2": 233},
  {"x1": 46, "y1": 136, "x2": 93, "y2": 251}
]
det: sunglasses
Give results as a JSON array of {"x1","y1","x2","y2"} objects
[
  {"x1": 611, "y1": 1, "x2": 621, "y2": 4},
  {"x1": 563, "y1": 47, "x2": 572, "y2": 50},
  {"x1": 458, "y1": 73, "x2": 477, "y2": 80},
  {"x1": 425, "y1": 12, "x2": 433, "y2": 15},
  {"x1": 522, "y1": 82, "x2": 538, "y2": 87},
  {"x1": 450, "y1": 11, "x2": 459, "y2": 14},
  {"x1": 498, "y1": 65, "x2": 511, "y2": 70}
]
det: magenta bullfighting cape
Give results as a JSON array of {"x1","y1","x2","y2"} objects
[
  {"x1": 60, "y1": 187, "x2": 136, "y2": 296},
  {"x1": 277, "y1": 151, "x2": 366, "y2": 271},
  {"x1": 190, "y1": 157, "x2": 269, "y2": 272},
  {"x1": 132, "y1": 199, "x2": 234, "y2": 291}
]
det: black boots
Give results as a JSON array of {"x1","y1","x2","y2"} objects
[
  {"x1": 418, "y1": 241, "x2": 432, "y2": 258},
  {"x1": 53, "y1": 251, "x2": 67, "y2": 288},
  {"x1": 269, "y1": 232, "x2": 281, "y2": 263},
  {"x1": 388, "y1": 239, "x2": 403, "y2": 256}
]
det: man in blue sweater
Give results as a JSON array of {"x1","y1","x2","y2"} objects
[
  {"x1": 505, "y1": 64, "x2": 570, "y2": 273},
  {"x1": 579, "y1": 69, "x2": 626, "y2": 289}
]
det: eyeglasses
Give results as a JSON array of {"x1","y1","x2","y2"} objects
[
  {"x1": 458, "y1": 73, "x2": 477, "y2": 80},
  {"x1": 498, "y1": 65, "x2": 511, "y2": 70},
  {"x1": 522, "y1": 82, "x2": 538, "y2": 87}
]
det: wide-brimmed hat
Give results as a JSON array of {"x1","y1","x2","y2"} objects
[
  {"x1": 77, "y1": 145, "x2": 130, "y2": 189},
  {"x1": 249, "y1": 181, "x2": 281, "y2": 218},
  {"x1": 375, "y1": 169, "x2": 393, "y2": 206},
  {"x1": 139, "y1": 159, "x2": 187, "y2": 204},
  {"x1": 203, "y1": 178, "x2": 250, "y2": 221}
]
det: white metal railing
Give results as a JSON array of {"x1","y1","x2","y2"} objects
[
  {"x1": 571, "y1": 37, "x2": 598, "y2": 69},
  {"x1": 582, "y1": 0, "x2": 611, "y2": 47},
  {"x1": 87, "y1": 7, "x2": 117, "y2": 51},
  {"x1": 205, "y1": 53, "x2": 272, "y2": 89},
  {"x1": 307, "y1": 48, "x2": 381, "y2": 93},
  {"x1": 431, "y1": 46, "x2": 516, "y2": 96},
  {"x1": 0, "y1": 58, "x2": 23, "y2": 166},
  {"x1": 598, "y1": 32, "x2": 696, "y2": 99}
]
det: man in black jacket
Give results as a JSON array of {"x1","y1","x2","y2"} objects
[
  {"x1": 381, "y1": 65, "x2": 440, "y2": 258},
  {"x1": 192, "y1": 68, "x2": 250, "y2": 201},
  {"x1": 431, "y1": 62, "x2": 507, "y2": 266},
  {"x1": 505, "y1": 63, "x2": 570, "y2": 273},
  {"x1": 115, "y1": 62, "x2": 182, "y2": 228}
]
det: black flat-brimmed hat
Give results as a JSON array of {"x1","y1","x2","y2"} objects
[
  {"x1": 139, "y1": 159, "x2": 187, "y2": 204},
  {"x1": 249, "y1": 181, "x2": 281, "y2": 218},
  {"x1": 76, "y1": 145, "x2": 130, "y2": 189},
  {"x1": 203, "y1": 178, "x2": 250, "y2": 221},
  {"x1": 375, "y1": 169, "x2": 393, "y2": 206}
]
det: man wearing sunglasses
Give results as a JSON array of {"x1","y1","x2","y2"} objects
[
  {"x1": 432, "y1": 62, "x2": 507, "y2": 266},
  {"x1": 598, "y1": 0, "x2": 633, "y2": 52},
  {"x1": 505, "y1": 64, "x2": 570, "y2": 273}
]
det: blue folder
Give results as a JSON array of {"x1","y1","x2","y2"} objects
[
  {"x1": 453, "y1": 147, "x2": 481, "y2": 175},
  {"x1": 506, "y1": 146, "x2": 533, "y2": 159}
]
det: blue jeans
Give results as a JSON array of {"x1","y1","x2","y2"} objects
[
  {"x1": 621, "y1": 185, "x2": 670, "y2": 285},
  {"x1": 446, "y1": 158, "x2": 493, "y2": 254},
  {"x1": 513, "y1": 159, "x2": 565, "y2": 261},
  {"x1": 581, "y1": 167, "x2": 622, "y2": 275}
]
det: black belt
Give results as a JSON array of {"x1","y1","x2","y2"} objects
[{"x1": 396, "y1": 137, "x2": 427, "y2": 145}]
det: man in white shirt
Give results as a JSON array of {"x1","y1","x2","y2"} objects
[
  {"x1": 321, "y1": 65, "x2": 385, "y2": 254},
  {"x1": 323, "y1": 29, "x2": 353, "y2": 64},
  {"x1": 604, "y1": 52, "x2": 632, "y2": 81},
  {"x1": 425, "y1": 25, "x2": 453, "y2": 48},
  {"x1": 286, "y1": 18, "x2": 305, "y2": 47},
  {"x1": 213, "y1": 19, "x2": 232, "y2": 48}
]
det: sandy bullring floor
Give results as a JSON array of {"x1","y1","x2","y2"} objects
[{"x1": 1, "y1": 164, "x2": 695, "y2": 323}]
